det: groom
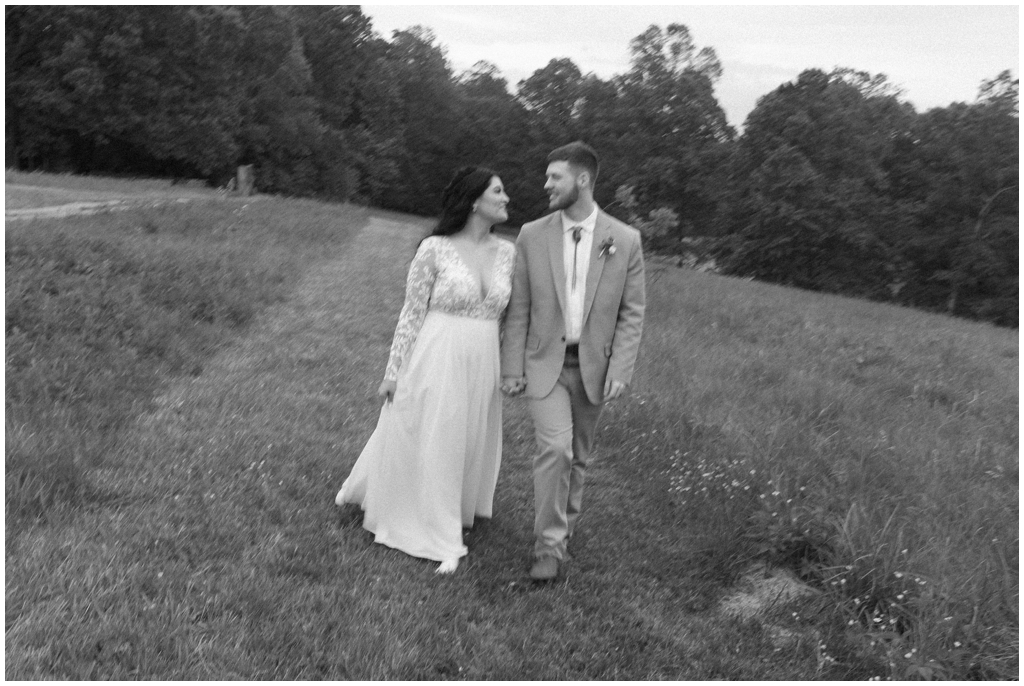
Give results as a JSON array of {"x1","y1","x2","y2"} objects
[{"x1": 501, "y1": 141, "x2": 646, "y2": 581}]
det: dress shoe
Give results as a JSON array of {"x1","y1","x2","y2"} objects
[{"x1": 529, "y1": 556, "x2": 559, "y2": 581}]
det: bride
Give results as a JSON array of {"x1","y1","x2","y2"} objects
[{"x1": 336, "y1": 166, "x2": 516, "y2": 574}]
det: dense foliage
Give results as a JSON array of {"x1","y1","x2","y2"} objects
[{"x1": 6, "y1": 6, "x2": 1017, "y2": 325}]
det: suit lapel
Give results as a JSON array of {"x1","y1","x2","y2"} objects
[
  {"x1": 546, "y1": 213, "x2": 567, "y2": 315},
  {"x1": 582, "y1": 212, "x2": 611, "y2": 326}
]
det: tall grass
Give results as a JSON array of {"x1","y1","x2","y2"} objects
[
  {"x1": 608, "y1": 261, "x2": 1019, "y2": 679},
  {"x1": 6, "y1": 197, "x2": 367, "y2": 523}
]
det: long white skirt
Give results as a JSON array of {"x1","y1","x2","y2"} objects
[{"x1": 336, "y1": 311, "x2": 503, "y2": 562}]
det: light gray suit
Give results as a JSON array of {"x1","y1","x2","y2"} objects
[{"x1": 501, "y1": 208, "x2": 645, "y2": 560}]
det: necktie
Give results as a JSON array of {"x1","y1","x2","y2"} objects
[{"x1": 571, "y1": 226, "x2": 582, "y2": 290}]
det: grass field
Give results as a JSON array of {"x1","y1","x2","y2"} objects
[
  {"x1": 6, "y1": 169, "x2": 222, "y2": 210},
  {"x1": 5, "y1": 174, "x2": 1018, "y2": 679}
]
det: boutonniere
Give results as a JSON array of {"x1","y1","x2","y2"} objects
[{"x1": 599, "y1": 237, "x2": 616, "y2": 258}]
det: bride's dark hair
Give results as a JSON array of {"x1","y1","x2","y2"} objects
[{"x1": 430, "y1": 166, "x2": 498, "y2": 237}]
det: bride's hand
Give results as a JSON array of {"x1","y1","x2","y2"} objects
[{"x1": 378, "y1": 379, "x2": 397, "y2": 404}]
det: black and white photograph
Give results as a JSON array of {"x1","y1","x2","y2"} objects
[{"x1": 6, "y1": 4, "x2": 1018, "y2": 680}]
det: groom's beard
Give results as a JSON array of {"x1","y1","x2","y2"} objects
[{"x1": 548, "y1": 183, "x2": 580, "y2": 211}]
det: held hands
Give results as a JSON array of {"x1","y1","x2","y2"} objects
[
  {"x1": 501, "y1": 376, "x2": 527, "y2": 397},
  {"x1": 378, "y1": 379, "x2": 397, "y2": 404},
  {"x1": 499, "y1": 376, "x2": 623, "y2": 400}
]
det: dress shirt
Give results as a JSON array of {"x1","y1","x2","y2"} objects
[{"x1": 560, "y1": 206, "x2": 598, "y2": 344}]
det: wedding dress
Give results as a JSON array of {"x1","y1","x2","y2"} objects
[{"x1": 336, "y1": 235, "x2": 515, "y2": 567}]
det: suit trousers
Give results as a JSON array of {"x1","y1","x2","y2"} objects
[{"x1": 528, "y1": 362, "x2": 603, "y2": 560}]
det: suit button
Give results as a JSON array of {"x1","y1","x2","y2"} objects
[{"x1": 560, "y1": 336, "x2": 566, "y2": 342}]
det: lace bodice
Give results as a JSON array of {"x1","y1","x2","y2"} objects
[{"x1": 384, "y1": 236, "x2": 516, "y2": 381}]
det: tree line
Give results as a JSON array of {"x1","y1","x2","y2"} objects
[{"x1": 6, "y1": 6, "x2": 1017, "y2": 326}]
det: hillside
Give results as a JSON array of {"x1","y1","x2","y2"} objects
[{"x1": 5, "y1": 178, "x2": 1018, "y2": 679}]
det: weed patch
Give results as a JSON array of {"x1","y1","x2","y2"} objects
[{"x1": 634, "y1": 269, "x2": 1018, "y2": 679}]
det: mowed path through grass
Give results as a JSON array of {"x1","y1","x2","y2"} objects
[{"x1": 10, "y1": 212, "x2": 805, "y2": 679}]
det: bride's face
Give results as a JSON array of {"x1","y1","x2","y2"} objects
[{"x1": 475, "y1": 176, "x2": 510, "y2": 224}]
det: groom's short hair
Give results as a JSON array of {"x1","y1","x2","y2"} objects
[{"x1": 548, "y1": 141, "x2": 600, "y2": 185}]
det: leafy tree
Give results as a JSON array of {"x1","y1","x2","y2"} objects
[
  {"x1": 517, "y1": 58, "x2": 584, "y2": 143},
  {"x1": 453, "y1": 62, "x2": 536, "y2": 224},
  {"x1": 239, "y1": 29, "x2": 325, "y2": 195},
  {"x1": 893, "y1": 72, "x2": 1018, "y2": 323},
  {"x1": 6, "y1": 6, "x2": 243, "y2": 175},
  {"x1": 286, "y1": 6, "x2": 381, "y2": 200},
  {"x1": 289, "y1": 7, "x2": 375, "y2": 131},
  {"x1": 717, "y1": 68, "x2": 916, "y2": 298},
  {"x1": 609, "y1": 24, "x2": 734, "y2": 238},
  {"x1": 511, "y1": 59, "x2": 590, "y2": 218},
  {"x1": 373, "y1": 26, "x2": 460, "y2": 214}
]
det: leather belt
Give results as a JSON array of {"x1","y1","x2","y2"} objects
[{"x1": 564, "y1": 343, "x2": 580, "y2": 367}]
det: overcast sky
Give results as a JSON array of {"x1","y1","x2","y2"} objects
[{"x1": 361, "y1": 4, "x2": 1019, "y2": 129}]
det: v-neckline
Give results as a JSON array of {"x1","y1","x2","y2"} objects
[{"x1": 445, "y1": 237, "x2": 499, "y2": 302}]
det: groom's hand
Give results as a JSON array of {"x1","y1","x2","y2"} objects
[{"x1": 603, "y1": 378, "x2": 626, "y2": 402}]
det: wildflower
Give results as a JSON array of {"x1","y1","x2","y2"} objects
[{"x1": 953, "y1": 642, "x2": 961, "y2": 648}]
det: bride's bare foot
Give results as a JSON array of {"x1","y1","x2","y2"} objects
[{"x1": 436, "y1": 558, "x2": 459, "y2": 574}]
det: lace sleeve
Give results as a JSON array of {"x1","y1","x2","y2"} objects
[
  {"x1": 384, "y1": 238, "x2": 438, "y2": 381},
  {"x1": 498, "y1": 240, "x2": 515, "y2": 344}
]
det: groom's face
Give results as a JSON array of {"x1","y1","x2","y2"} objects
[{"x1": 544, "y1": 161, "x2": 581, "y2": 211}]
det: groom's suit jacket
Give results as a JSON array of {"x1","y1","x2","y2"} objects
[{"x1": 501, "y1": 208, "x2": 645, "y2": 405}]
